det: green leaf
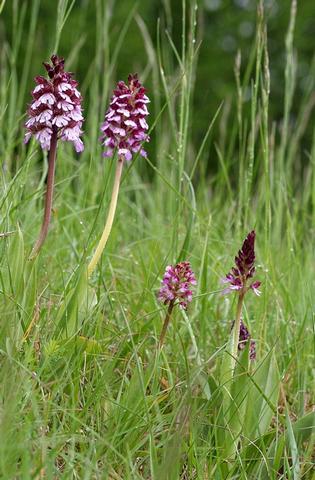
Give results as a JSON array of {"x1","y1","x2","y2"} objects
[
  {"x1": 41, "y1": 335, "x2": 103, "y2": 382},
  {"x1": 21, "y1": 258, "x2": 38, "y2": 332},
  {"x1": 54, "y1": 265, "x2": 89, "y2": 338},
  {"x1": 8, "y1": 225, "x2": 25, "y2": 297},
  {"x1": 224, "y1": 342, "x2": 251, "y2": 459},
  {"x1": 156, "y1": 429, "x2": 183, "y2": 480},
  {"x1": 291, "y1": 411, "x2": 315, "y2": 445},
  {"x1": 285, "y1": 408, "x2": 300, "y2": 480},
  {"x1": 259, "y1": 411, "x2": 315, "y2": 478},
  {"x1": 243, "y1": 351, "x2": 280, "y2": 440}
]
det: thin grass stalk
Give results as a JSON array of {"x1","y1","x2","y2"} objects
[
  {"x1": 16, "y1": 0, "x2": 40, "y2": 117},
  {"x1": 54, "y1": 0, "x2": 76, "y2": 52},
  {"x1": 5, "y1": 2, "x2": 26, "y2": 171},
  {"x1": 311, "y1": 129, "x2": 315, "y2": 230},
  {"x1": 276, "y1": 0, "x2": 297, "y2": 238},
  {"x1": 162, "y1": 1, "x2": 198, "y2": 257},
  {"x1": 262, "y1": 26, "x2": 271, "y2": 249},
  {"x1": 244, "y1": 2, "x2": 264, "y2": 229}
]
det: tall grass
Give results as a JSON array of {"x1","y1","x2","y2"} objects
[{"x1": 0, "y1": 0, "x2": 314, "y2": 478}]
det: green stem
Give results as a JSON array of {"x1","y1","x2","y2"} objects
[
  {"x1": 29, "y1": 131, "x2": 58, "y2": 259},
  {"x1": 87, "y1": 157, "x2": 124, "y2": 277},
  {"x1": 158, "y1": 300, "x2": 175, "y2": 348}
]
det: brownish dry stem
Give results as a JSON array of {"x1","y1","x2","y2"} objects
[
  {"x1": 29, "y1": 130, "x2": 58, "y2": 259},
  {"x1": 158, "y1": 300, "x2": 175, "y2": 348}
]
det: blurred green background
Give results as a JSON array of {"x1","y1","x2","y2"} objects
[{"x1": 1, "y1": 0, "x2": 314, "y2": 171}]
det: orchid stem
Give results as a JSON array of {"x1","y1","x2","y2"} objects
[
  {"x1": 231, "y1": 291, "x2": 245, "y2": 374},
  {"x1": 158, "y1": 300, "x2": 175, "y2": 348},
  {"x1": 29, "y1": 131, "x2": 58, "y2": 260},
  {"x1": 87, "y1": 157, "x2": 124, "y2": 277}
]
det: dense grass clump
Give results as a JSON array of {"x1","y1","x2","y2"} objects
[{"x1": 0, "y1": 1, "x2": 314, "y2": 478}]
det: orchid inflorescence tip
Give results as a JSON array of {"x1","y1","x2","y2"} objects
[
  {"x1": 100, "y1": 73, "x2": 150, "y2": 162},
  {"x1": 158, "y1": 261, "x2": 197, "y2": 310},
  {"x1": 222, "y1": 230, "x2": 261, "y2": 296},
  {"x1": 25, "y1": 54, "x2": 84, "y2": 153}
]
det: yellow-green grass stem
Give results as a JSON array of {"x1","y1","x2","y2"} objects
[{"x1": 87, "y1": 156, "x2": 124, "y2": 277}]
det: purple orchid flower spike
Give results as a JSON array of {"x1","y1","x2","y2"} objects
[
  {"x1": 158, "y1": 261, "x2": 197, "y2": 347},
  {"x1": 100, "y1": 74, "x2": 150, "y2": 162},
  {"x1": 222, "y1": 230, "x2": 261, "y2": 372},
  {"x1": 222, "y1": 230, "x2": 261, "y2": 296},
  {"x1": 27, "y1": 55, "x2": 84, "y2": 259},
  {"x1": 158, "y1": 261, "x2": 197, "y2": 310},
  {"x1": 87, "y1": 74, "x2": 150, "y2": 277},
  {"x1": 25, "y1": 54, "x2": 84, "y2": 153}
]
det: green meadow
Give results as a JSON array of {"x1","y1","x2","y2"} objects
[{"x1": 0, "y1": 1, "x2": 314, "y2": 478}]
